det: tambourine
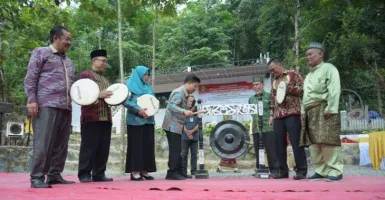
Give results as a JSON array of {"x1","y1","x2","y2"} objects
[
  {"x1": 104, "y1": 83, "x2": 130, "y2": 106},
  {"x1": 70, "y1": 79, "x2": 100, "y2": 106},
  {"x1": 276, "y1": 81, "x2": 287, "y2": 104},
  {"x1": 137, "y1": 94, "x2": 160, "y2": 116}
]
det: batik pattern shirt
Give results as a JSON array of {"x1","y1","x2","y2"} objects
[
  {"x1": 24, "y1": 45, "x2": 75, "y2": 110},
  {"x1": 162, "y1": 86, "x2": 189, "y2": 134},
  {"x1": 270, "y1": 70, "x2": 303, "y2": 119}
]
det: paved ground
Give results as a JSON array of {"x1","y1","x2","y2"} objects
[
  {"x1": 62, "y1": 165, "x2": 385, "y2": 179},
  {"x1": 1, "y1": 172, "x2": 384, "y2": 200}
]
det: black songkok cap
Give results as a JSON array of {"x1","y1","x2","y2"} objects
[{"x1": 90, "y1": 49, "x2": 107, "y2": 59}]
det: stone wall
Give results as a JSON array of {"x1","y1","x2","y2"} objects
[{"x1": 0, "y1": 146, "x2": 32, "y2": 172}]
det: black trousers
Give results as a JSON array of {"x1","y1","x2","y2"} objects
[
  {"x1": 181, "y1": 140, "x2": 198, "y2": 175},
  {"x1": 253, "y1": 131, "x2": 280, "y2": 174},
  {"x1": 165, "y1": 131, "x2": 183, "y2": 174},
  {"x1": 78, "y1": 121, "x2": 112, "y2": 179},
  {"x1": 273, "y1": 115, "x2": 307, "y2": 175},
  {"x1": 125, "y1": 124, "x2": 156, "y2": 173}
]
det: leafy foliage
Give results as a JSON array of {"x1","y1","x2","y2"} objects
[{"x1": 0, "y1": 0, "x2": 383, "y2": 115}]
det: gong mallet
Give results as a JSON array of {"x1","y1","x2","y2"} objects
[
  {"x1": 256, "y1": 95, "x2": 270, "y2": 179},
  {"x1": 195, "y1": 99, "x2": 209, "y2": 179}
]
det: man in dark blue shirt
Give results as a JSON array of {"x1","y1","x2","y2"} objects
[{"x1": 181, "y1": 96, "x2": 199, "y2": 178}]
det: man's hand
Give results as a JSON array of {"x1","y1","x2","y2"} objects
[
  {"x1": 138, "y1": 108, "x2": 149, "y2": 118},
  {"x1": 27, "y1": 103, "x2": 39, "y2": 118},
  {"x1": 99, "y1": 90, "x2": 113, "y2": 99},
  {"x1": 183, "y1": 110, "x2": 193, "y2": 117},
  {"x1": 301, "y1": 114, "x2": 305, "y2": 121},
  {"x1": 269, "y1": 116, "x2": 274, "y2": 127},
  {"x1": 186, "y1": 130, "x2": 194, "y2": 139},
  {"x1": 324, "y1": 113, "x2": 335, "y2": 120}
]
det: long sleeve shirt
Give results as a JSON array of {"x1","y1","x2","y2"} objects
[
  {"x1": 124, "y1": 93, "x2": 155, "y2": 126},
  {"x1": 162, "y1": 85, "x2": 189, "y2": 134},
  {"x1": 24, "y1": 45, "x2": 75, "y2": 110},
  {"x1": 270, "y1": 70, "x2": 303, "y2": 119},
  {"x1": 249, "y1": 91, "x2": 272, "y2": 133},
  {"x1": 78, "y1": 70, "x2": 112, "y2": 124},
  {"x1": 302, "y1": 62, "x2": 341, "y2": 114}
]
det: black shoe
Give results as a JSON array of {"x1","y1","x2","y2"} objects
[
  {"x1": 293, "y1": 173, "x2": 306, "y2": 180},
  {"x1": 180, "y1": 173, "x2": 192, "y2": 179},
  {"x1": 31, "y1": 179, "x2": 52, "y2": 188},
  {"x1": 270, "y1": 172, "x2": 280, "y2": 179},
  {"x1": 327, "y1": 174, "x2": 343, "y2": 182},
  {"x1": 272, "y1": 172, "x2": 289, "y2": 179},
  {"x1": 140, "y1": 172, "x2": 154, "y2": 180},
  {"x1": 185, "y1": 175, "x2": 193, "y2": 179},
  {"x1": 130, "y1": 173, "x2": 144, "y2": 181},
  {"x1": 307, "y1": 173, "x2": 327, "y2": 181},
  {"x1": 46, "y1": 176, "x2": 75, "y2": 185},
  {"x1": 79, "y1": 177, "x2": 92, "y2": 183},
  {"x1": 93, "y1": 176, "x2": 113, "y2": 182},
  {"x1": 166, "y1": 173, "x2": 186, "y2": 180}
]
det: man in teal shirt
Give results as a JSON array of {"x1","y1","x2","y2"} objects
[
  {"x1": 249, "y1": 76, "x2": 279, "y2": 177},
  {"x1": 301, "y1": 42, "x2": 343, "y2": 181}
]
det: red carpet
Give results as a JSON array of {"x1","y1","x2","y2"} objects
[{"x1": 0, "y1": 172, "x2": 384, "y2": 200}]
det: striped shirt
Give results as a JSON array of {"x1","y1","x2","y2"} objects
[{"x1": 77, "y1": 70, "x2": 112, "y2": 124}]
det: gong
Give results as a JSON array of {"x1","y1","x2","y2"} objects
[{"x1": 209, "y1": 120, "x2": 250, "y2": 159}]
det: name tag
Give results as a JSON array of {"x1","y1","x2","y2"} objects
[{"x1": 190, "y1": 118, "x2": 194, "y2": 122}]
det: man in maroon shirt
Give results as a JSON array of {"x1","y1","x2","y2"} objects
[
  {"x1": 268, "y1": 58, "x2": 307, "y2": 180},
  {"x1": 77, "y1": 49, "x2": 114, "y2": 183}
]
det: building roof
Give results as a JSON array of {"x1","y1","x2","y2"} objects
[{"x1": 153, "y1": 58, "x2": 270, "y2": 93}]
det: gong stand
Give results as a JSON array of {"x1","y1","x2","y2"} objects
[
  {"x1": 196, "y1": 102, "x2": 268, "y2": 179},
  {"x1": 195, "y1": 99, "x2": 209, "y2": 179},
  {"x1": 255, "y1": 95, "x2": 270, "y2": 179}
]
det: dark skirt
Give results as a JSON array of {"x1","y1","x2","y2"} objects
[{"x1": 125, "y1": 124, "x2": 157, "y2": 173}]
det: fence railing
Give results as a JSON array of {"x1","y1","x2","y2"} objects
[{"x1": 341, "y1": 110, "x2": 385, "y2": 131}]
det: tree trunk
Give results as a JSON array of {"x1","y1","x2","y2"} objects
[
  {"x1": 294, "y1": 0, "x2": 300, "y2": 72},
  {"x1": 151, "y1": 6, "x2": 158, "y2": 88},
  {"x1": 375, "y1": 60, "x2": 383, "y2": 116},
  {"x1": 0, "y1": 33, "x2": 4, "y2": 101},
  {"x1": 117, "y1": 0, "x2": 127, "y2": 175},
  {"x1": 98, "y1": 28, "x2": 102, "y2": 49}
]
